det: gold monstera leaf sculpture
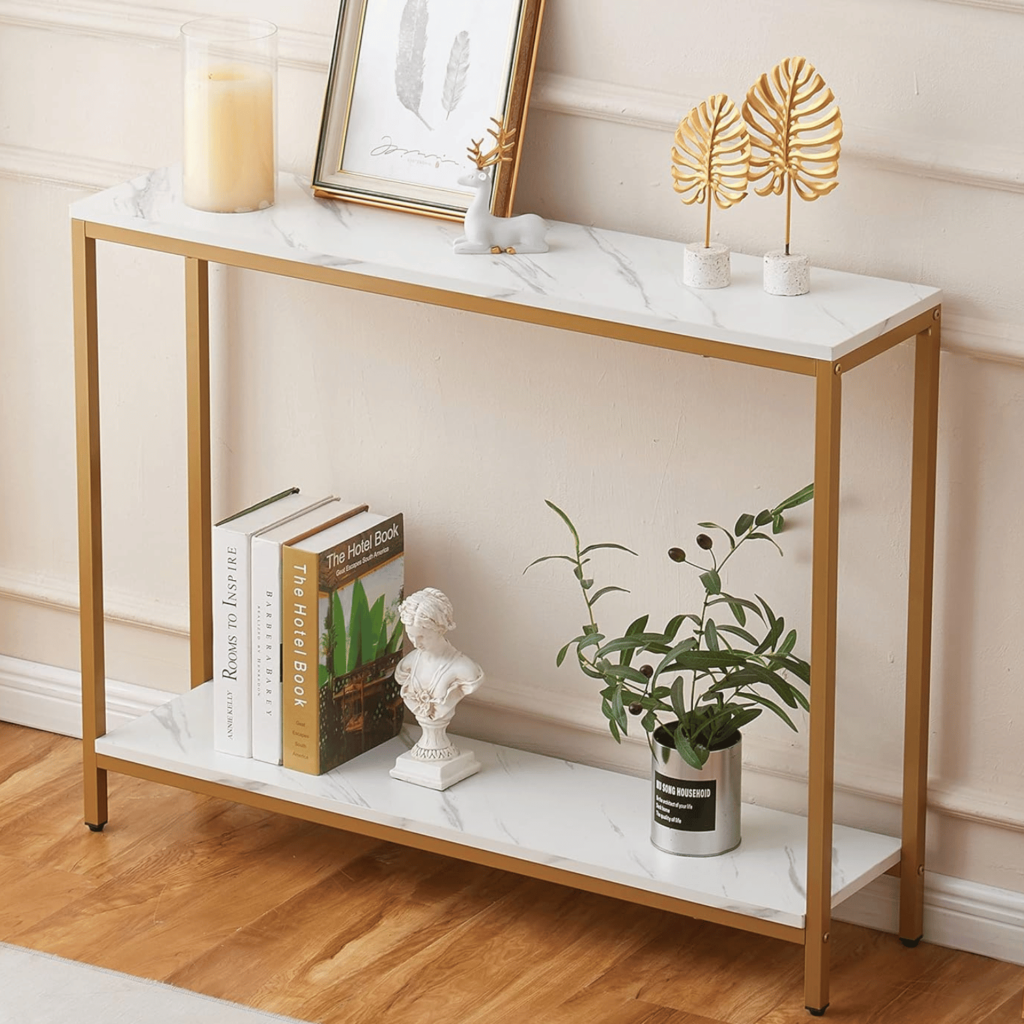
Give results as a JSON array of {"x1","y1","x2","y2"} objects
[
  {"x1": 671, "y1": 94, "x2": 751, "y2": 250},
  {"x1": 742, "y1": 56, "x2": 842, "y2": 256}
]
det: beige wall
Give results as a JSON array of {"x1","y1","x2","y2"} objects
[{"x1": 1, "y1": 0, "x2": 1021, "y2": 897}]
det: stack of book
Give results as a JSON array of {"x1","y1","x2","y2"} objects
[{"x1": 213, "y1": 488, "x2": 406, "y2": 775}]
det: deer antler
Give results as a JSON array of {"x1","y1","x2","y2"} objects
[{"x1": 466, "y1": 117, "x2": 517, "y2": 169}]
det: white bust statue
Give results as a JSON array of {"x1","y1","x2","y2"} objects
[{"x1": 389, "y1": 588, "x2": 484, "y2": 790}]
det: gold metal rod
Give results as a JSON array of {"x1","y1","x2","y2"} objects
[
  {"x1": 899, "y1": 319, "x2": 941, "y2": 942},
  {"x1": 94, "y1": 752, "x2": 805, "y2": 945},
  {"x1": 835, "y1": 309, "x2": 939, "y2": 374},
  {"x1": 804, "y1": 359, "x2": 843, "y2": 1014},
  {"x1": 72, "y1": 219, "x2": 108, "y2": 829},
  {"x1": 785, "y1": 176, "x2": 792, "y2": 255},
  {"x1": 82, "y1": 222, "x2": 820, "y2": 378},
  {"x1": 185, "y1": 258, "x2": 213, "y2": 688}
]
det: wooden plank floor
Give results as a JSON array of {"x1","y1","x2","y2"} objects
[{"x1": 1, "y1": 722, "x2": 1020, "y2": 1023}]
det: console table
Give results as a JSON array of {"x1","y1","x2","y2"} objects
[{"x1": 71, "y1": 166, "x2": 941, "y2": 1016}]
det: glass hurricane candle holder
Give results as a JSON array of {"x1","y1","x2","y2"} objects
[{"x1": 181, "y1": 17, "x2": 277, "y2": 213}]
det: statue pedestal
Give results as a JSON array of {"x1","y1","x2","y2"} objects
[{"x1": 390, "y1": 748, "x2": 481, "y2": 791}]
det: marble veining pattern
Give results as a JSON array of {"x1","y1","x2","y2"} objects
[
  {"x1": 96, "y1": 685, "x2": 901, "y2": 929},
  {"x1": 71, "y1": 166, "x2": 941, "y2": 363}
]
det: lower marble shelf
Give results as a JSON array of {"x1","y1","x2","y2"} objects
[{"x1": 95, "y1": 682, "x2": 900, "y2": 931}]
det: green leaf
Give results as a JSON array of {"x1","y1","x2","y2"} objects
[
  {"x1": 386, "y1": 620, "x2": 405, "y2": 654},
  {"x1": 772, "y1": 514, "x2": 785, "y2": 535},
  {"x1": 712, "y1": 594, "x2": 765, "y2": 621},
  {"x1": 625, "y1": 614, "x2": 650, "y2": 636},
  {"x1": 580, "y1": 541, "x2": 639, "y2": 557},
  {"x1": 661, "y1": 614, "x2": 688, "y2": 641},
  {"x1": 773, "y1": 483, "x2": 814, "y2": 513},
  {"x1": 600, "y1": 664, "x2": 655, "y2": 687},
  {"x1": 742, "y1": 692, "x2": 799, "y2": 730},
  {"x1": 756, "y1": 594, "x2": 778, "y2": 630},
  {"x1": 577, "y1": 632, "x2": 605, "y2": 652},
  {"x1": 611, "y1": 685, "x2": 627, "y2": 731},
  {"x1": 347, "y1": 579, "x2": 371, "y2": 672},
  {"x1": 734, "y1": 513, "x2": 754, "y2": 536},
  {"x1": 608, "y1": 715, "x2": 621, "y2": 742},
  {"x1": 716, "y1": 623, "x2": 760, "y2": 647},
  {"x1": 374, "y1": 613, "x2": 389, "y2": 662},
  {"x1": 650, "y1": 637, "x2": 698, "y2": 682},
  {"x1": 726, "y1": 663, "x2": 804, "y2": 708},
  {"x1": 556, "y1": 641, "x2": 572, "y2": 667},
  {"x1": 669, "y1": 676, "x2": 688, "y2": 721},
  {"x1": 641, "y1": 710, "x2": 659, "y2": 732},
  {"x1": 755, "y1": 509, "x2": 773, "y2": 526},
  {"x1": 597, "y1": 633, "x2": 670, "y2": 657},
  {"x1": 330, "y1": 590, "x2": 347, "y2": 677},
  {"x1": 365, "y1": 593, "x2": 385, "y2": 662},
  {"x1": 746, "y1": 531, "x2": 784, "y2": 555},
  {"x1": 523, "y1": 553, "x2": 577, "y2": 573},
  {"x1": 673, "y1": 727, "x2": 707, "y2": 770},
  {"x1": 582, "y1": 624, "x2": 599, "y2": 636},
  {"x1": 704, "y1": 619, "x2": 720, "y2": 651},
  {"x1": 778, "y1": 628, "x2": 797, "y2": 658},
  {"x1": 590, "y1": 585, "x2": 630, "y2": 605},
  {"x1": 544, "y1": 499, "x2": 580, "y2": 546},
  {"x1": 780, "y1": 656, "x2": 811, "y2": 685},
  {"x1": 756, "y1": 615, "x2": 785, "y2": 656},
  {"x1": 700, "y1": 570, "x2": 722, "y2": 595}
]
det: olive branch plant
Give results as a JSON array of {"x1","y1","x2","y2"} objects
[{"x1": 525, "y1": 485, "x2": 814, "y2": 770}]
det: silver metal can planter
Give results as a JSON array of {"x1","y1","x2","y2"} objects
[{"x1": 650, "y1": 725, "x2": 742, "y2": 856}]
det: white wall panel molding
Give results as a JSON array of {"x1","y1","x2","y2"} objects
[
  {"x1": 0, "y1": 568, "x2": 188, "y2": 639},
  {"x1": 944, "y1": 314, "x2": 1024, "y2": 365},
  {"x1": 835, "y1": 871, "x2": 1024, "y2": 966},
  {"x1": 0, "y1": 0, "x2": 331, "y2": 70},
  {"x1": 0, "y1": 654, "x2": 173, "y2": 738},
  {"x1": 531, "y1": 73, "x2": 1024, "y2": 197},
  {"x1": 0, "y1": 142, "x2": 147, "y2": 191},
  {"x1": 930, "y1": 0, "x2": 1024, "y2": 12}
]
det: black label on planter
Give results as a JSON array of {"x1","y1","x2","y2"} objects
[{"x1": 653, "y1": 771, "x2": 717, "y2": 832}]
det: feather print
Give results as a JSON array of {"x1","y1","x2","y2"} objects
[
  {"x1": 395, "y1": 0, "x2": 431, "y2": 130},
  {"x1": 441, "y1": 30, "x2": 470, "y2": 120}
]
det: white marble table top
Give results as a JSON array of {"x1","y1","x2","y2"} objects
[
  {"x1": 71, "y1": 166, "x2": 940, "y2": 363},
  {"x1": 96, "y1": 683, "x2": 901, "y2": 930}
]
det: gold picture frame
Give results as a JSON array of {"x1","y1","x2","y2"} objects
[{"x1": 312, "y1": 0, "x2": 545, "y2": 221}]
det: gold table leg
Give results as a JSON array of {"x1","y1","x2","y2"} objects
[
  {"x1": 899, "y1": 316, "x2": 941, "y2": 943},
  {"x1": 73, "y1": 219, "x2": 107, "y2": 831},
  {"x1": 185, "y1": 258, "x2": 212, "y2": 689},
  {"x1": 804, "y1": 360, "x2": 843, "y2": 1015}
]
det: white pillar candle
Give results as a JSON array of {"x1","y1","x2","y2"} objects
[
  {"x1": 184, "y1": 64, "x2": 274, "y2": 212},
  {"x1": 181, "y1": 18, "x2": 277, "y2": 213}
]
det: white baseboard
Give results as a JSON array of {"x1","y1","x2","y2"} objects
[
  {"x1": 1, "y1": 653, "x2": 1021, "y2": 966},
  {"x1": 835, "y1": 872, "x2": 1024, "y2": 966},
  {"x1": 0, "y1": 654, "x2": 174, "y2": 739}
]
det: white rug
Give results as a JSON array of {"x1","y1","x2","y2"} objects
[{"x1": 0, "y1": 942, "x2": 316, "y2": 1024}]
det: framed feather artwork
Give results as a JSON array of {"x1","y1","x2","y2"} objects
[{"x1": 313, "y1": 0, "x2": 545, "y2": 220}]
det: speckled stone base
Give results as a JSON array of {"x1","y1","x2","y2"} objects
[
  {"x1": 684, "y1": 243, "x2": 731, "y2": 289},
  {"x1": 763, "y1": 250, "x2": 810, "y2": 296}
]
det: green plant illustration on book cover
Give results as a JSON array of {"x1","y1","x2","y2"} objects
[{"x1": 317, "y1": 561, "x2": 406, "y2": 770}]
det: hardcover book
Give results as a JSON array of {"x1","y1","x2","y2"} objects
[
  {"x1": 281, "y1": 509, "x2": 406, "y2": 775},
  {"x1": 250, "y1": 499, "x2": 368, "y2": 765},
  {"x1": 213, "y1": 488, "x2": 335, "y2": 757}
]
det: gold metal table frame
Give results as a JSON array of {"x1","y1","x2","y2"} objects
[{"x1": 72, "y1": 214, "x2": 940, "y2": 1016}]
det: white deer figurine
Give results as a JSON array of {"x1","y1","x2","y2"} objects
[{"x1": 453, "y1": 120, "x2": 548, "y2": 255}]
